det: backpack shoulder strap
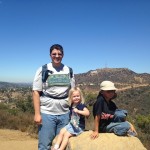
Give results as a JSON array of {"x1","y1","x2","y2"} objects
[
  {"x1": 42, "y1": 64, "x2": 54, "y2": 82},
  {"x1": 42, "y1": 64, "x2": 48, "y2": 82},
  {"x1": 68, "y1": 67, "x2": 73, "y2": 78}
]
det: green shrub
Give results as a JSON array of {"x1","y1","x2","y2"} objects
[{"x1": 136, "y1": 114, "x2": 150, "y2": 134}]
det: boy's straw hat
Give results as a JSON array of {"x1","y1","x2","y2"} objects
[{"x1": 100, "y1": 81, "x2": 117, "y2": 91}]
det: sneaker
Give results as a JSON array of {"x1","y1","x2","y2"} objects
[
  {"x1": 127, "y1": 130, "x2": 137, "y2": 137},
  {"x1": 51, "y1": 147, "x2": 58, "y2": 150},
  {"x1": 51, "y1": 144, "x2": 59, "y2": 150}
]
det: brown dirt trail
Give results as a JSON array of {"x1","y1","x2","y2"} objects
[{"x1": 0, "y1": 129, "x2": 38, "y2": 150}]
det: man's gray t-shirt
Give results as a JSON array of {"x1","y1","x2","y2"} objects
[{"x1": 32, "y1": 63, "x2": 75, "y2": 115}]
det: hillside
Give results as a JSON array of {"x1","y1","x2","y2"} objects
[
  {"x1": 1, "y1": 67, "x2": 150, "y2": 118},
  {"x1": 0, "y1": 68, "x2": 150, "y2": 89},
  {"x1": 0, "y1": 67, "x2": 150, "y2": 149},
  {"x1": 75, "y1": 68, "x2": 150, "y2": 92}
]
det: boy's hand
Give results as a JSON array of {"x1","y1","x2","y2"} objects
[
  {"x1": 101, "y1": 112, "x2": 114, "y2": 119},
  {"x1": 90, "y1": 131, "x2": 99, "y2": 139}
]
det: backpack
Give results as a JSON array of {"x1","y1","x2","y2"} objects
[{"x1": 42, "y1": 64, "x2": 73, "y2": 83}]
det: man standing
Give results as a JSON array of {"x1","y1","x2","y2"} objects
[{"x1": 32, "y1": 44, "x2": 75, "y2": 150}]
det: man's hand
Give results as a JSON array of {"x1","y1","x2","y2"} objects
[{"x1": 34, "y1": 114, "x2": 42, "y2": 125}]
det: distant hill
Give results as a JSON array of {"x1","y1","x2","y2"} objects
[
  {"x1": 1, "y1": 68, "x2": 149, "y2": 116},
  {"x1": 0, "y1": 81, "x2": 32, "y2": 89},
  {"x1": 75, "y1": 68, "x2": 150, "y2": 92},
  {"x1": 0, "y1": 68, "x2": 150, "y2": 90},
  {"x1": 71, "y1": 68, "x2": 150, "y2": 117}
]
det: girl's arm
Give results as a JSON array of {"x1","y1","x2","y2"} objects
[
  {"x1": 73, "y1": 107, "x2": 90, "y2": 117},
  {"x1": 90, "y1": 115, "x2": 100, "y2": 139}
]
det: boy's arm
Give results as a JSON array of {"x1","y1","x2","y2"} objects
[{"x1": 90, "y1": 115, "x2": 100, "y2": 139}]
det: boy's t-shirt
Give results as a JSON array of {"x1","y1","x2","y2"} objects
[{"x1": 93, "y1": 95, "x2": 117, "y2": 132}]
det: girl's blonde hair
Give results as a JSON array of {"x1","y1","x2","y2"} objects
[{"x1": 68, "y1": 87, "x2": 85, "y2": 105}]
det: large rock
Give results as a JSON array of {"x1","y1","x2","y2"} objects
[{"x1": 54, "y1": 131, "x2": 147, "y2": 150}]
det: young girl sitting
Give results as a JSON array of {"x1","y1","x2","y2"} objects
[
  {"x1": 90, "y1": 81, "x2": 137, "y2": 139},
  {"x1": 52, "y1": 87, "x2": 90, "y2": 150}
]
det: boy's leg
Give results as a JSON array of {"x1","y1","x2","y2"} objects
[
  {"x1": 113, "y1": 109, "x2": 127, "y2": 122},
  {"x1": 106, "y1": 121, "x2": 130, "y2": 136}
]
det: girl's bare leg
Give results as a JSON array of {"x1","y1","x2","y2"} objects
[
  {"x1": 53, "y1": 128, "x2": 67, "y2": 149},
  {"x1": 59, "y1": 131, "x2": 73, "y2": 150}
]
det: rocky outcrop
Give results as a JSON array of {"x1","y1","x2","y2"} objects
[{"x1": 53, "y1": 131, "x2": 147, "y2": 150}]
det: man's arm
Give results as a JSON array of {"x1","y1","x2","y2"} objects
[{"x1": 32, "y1": 90, "x2": 42, "y2": 125}]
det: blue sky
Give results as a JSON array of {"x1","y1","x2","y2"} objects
[{"x1": 0, "y1": 0, "x2": 150, "y2": 83}]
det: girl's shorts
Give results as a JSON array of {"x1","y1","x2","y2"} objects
[{"x1": 65, "y1": 122, "x2": 83, "y2": 136}]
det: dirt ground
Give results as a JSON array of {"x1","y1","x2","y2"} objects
[{"x1": 0, "y1": 129, "x2": 38, "y2": 150}]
